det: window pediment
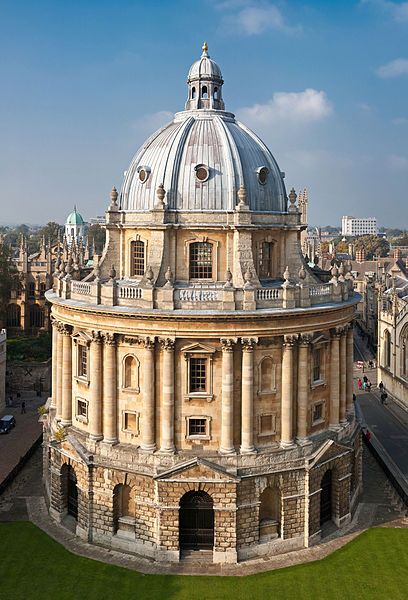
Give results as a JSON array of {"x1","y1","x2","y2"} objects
[{"x1": 181, "y1": 342, "x2": 216, "y2": 355}]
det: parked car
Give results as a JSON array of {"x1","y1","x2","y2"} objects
[{"x1": 0, "y1": 415, "x2": 16, "y2": 434}]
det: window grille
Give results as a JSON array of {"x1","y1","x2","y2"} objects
[
  {"x1": 131, "y1": 240, "x2": 145, "y2": 277},
  {"x1": 188, "y1": 418, "x2": 207, "y2": 436},
  {"x1": 189, "y1": 242, "x2": 213, "y2": 279},
  {"x1": 78, "y1": 345, "x2": 88, "y2": 378},
  {"x1": 189, "y1": 357, "x2": 207, "y2": 393},
  {"x1": 312, "y1": 348, "x2": 321, "y2": 382},
  {"x1": 259, "y1": 242, "x2": 273, "y2": 278}
]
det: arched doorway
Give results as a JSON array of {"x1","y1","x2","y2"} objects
[
  {"x1": 320, "y1": 470, "x2": 332, "y2": 525},
  {"x1": 62, "y1": 464, "x2": 78, "y2": 520},
  {"x1": 179, "y1": 490, "x2": 214, "y2": 550}
]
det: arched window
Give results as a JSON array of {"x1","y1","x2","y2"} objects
[
  {"x1": 130, "y1": 240, "x2": 145, "y2": 277},
  {"x1": 202, "y1": 85, "x2": 208, "y2": 99},
  {"x1": 28, "y1": 282, "x2": 35, "y2": 299},
  {"x1": 192, "y1": 86, "x2": 196, "y2": 99},
  {"x1": 39, "y1": 282, "x2": 46, "y2": 298},
  {"x1": 123, "y1": 355, "x2": 140, "y2": 391},
  {"x1": 400, "y1": 328, "x2": 408, "y2": 377},
  {"x1": 213, "y1": 86, "x2": 218, "y2": 99},
  {"x1": 113, "y1": 483, "x2": 134, "y2": 533},
  {"x1": 258, "y1": 242, "x2": 273, "y2": 278},
  {"x1": 258, "y1": 357, "x2": 276, "y2": 393},
  {"x1": 384, "y1": 330, "x2": 391, "y2": 369},
  {"x1": 189, "y1": 242, "x2": 213, "y2": 279},
  {"x1": 259, "y1": 486, "x2": 280, "y2": 539},
  {"x1": 29, "y1": 304, "x2": 44, "y2": 328},
  {"x1": 6, "y1": 304, "x2": 20, "y2": 327}
]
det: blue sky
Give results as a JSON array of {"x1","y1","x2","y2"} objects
[{"x1": 1, "y1": 0, "x2": 407, "y2": 227}]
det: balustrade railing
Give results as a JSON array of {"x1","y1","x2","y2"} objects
[
  {"x1": 118, "y1": 285, "x2": 142, "y2": 300},
  {"x1": 72, "y1": 281, "x2": 91, "y2": 296}
]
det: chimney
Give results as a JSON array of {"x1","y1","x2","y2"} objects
[
  {"x1": 356, "y1": 247, "x2": 366, "y2": 263},
  {"x1": 394, "y1": 247, "x2": 402, "y2": 261}
]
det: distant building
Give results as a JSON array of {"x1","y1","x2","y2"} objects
[
  {"x1": 0, "y1": 329, "x2": 6, "y2": 410},
  {"x1": 341, "y1": 216, "x2": 377, "y2": 237},
  {"x1": 378, "y1": 252, "x2": 408, "y2": 409},
  {"x1": 65, "y1": 206, "x2": 86, "y2": 246}
]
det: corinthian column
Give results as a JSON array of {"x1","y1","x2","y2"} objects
[
  {"x1": 55, "y1": 323, "x2": 64, "y2": 420},
  {"x1": 103, "y1": 333, "x2": 117, "y2": 444},
  {"x1": 51, "y1": 319, "x2": 58, "y2": 408},
  {"x1": 220, "y1": 338, "x2": 236, "y2": 454},
  {"x1": 240, "y1": 338, "x2": 257, "y2": 454},
  {"x1": 61, "y1": 325, "x2": 72, "y2": 426},
  {"x1": 329, "y1": 328, "x2": 341, "y2": 430},
  {"x1": 141, "y1": 337, "x2": 156, "y2": 452},
  {"x1": 346, "y1": 323, "x2": 354, "y2": 413},
  {"x1": 339, "y1": 328, "x2": 347, "y2": 424},
  {"x1": 296, "y1": 334, "x2": 311, "y2": 444},
  {"x1": 89, "y1": 331, "x2": 103, "y2": 441},
  {"x1": 160, "y1": 338, "x2": 175, "y2": 453},
  {"x1": 281, "y1": 336, "x2": 296, "y2": 448}
]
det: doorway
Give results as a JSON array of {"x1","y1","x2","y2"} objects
[
  {"x1": 179, "y1": 490, "x2": 214, "y2": 550},
  {"x1": 320, "y1": 470, "x2": 332, "y2": 525}
]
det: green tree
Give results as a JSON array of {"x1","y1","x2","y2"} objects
[
  {"x1": 89, "y1": 224, "x2": 106, "y2": 254},
  {"x1": 0, "y1": 243, "x2": 19, "y2": 327},
  {"x1": 354, "y1": 235, "x2": 390, "y2": 259}
]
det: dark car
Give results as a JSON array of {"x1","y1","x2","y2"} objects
[{"x1": 0, "y1": 415, "x2": 16, "y2": 434}]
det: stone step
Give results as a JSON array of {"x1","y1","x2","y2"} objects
[{"x1": 180, "y1": 549, "x2": 213, "y2": 563}]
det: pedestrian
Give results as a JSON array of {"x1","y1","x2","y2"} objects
[
  {"x1": 381, "y1": 392, "x2": 388, "y2": 405},
  {"x1": 7, "y1": 395, "x2": 12, "y2": 407},
  {"x1": 16, "y1": 391, "x2": 21, "y2": 402},
  {"x1": 353, "y1": 393, "x2": 356, "y2": 403},
  {"x1": 367, "y1": 381, "x2": 371, "y2": 391},
  {"x1": 21, "y1": 400, "x2": 26, "y2": 414},
  {"x1": 363, "y1": 375, "x2": 368, "y2": 384},
  {"x1": 379, "y1": 381, "x2": 384, "y2": 391},
  {"x1": 358, "y1": 378, "x2": 363, "y2": 390}
]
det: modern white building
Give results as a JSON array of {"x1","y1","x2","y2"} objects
[{"x1": 341, "y1": 216, "x2": 377, "y2": 237}]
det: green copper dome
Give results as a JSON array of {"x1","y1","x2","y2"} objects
[{"x1": 66, "y1": 206, "x2": 84, "y2": 225}]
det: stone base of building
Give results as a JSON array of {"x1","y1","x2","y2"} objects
[{"x1": 43, "y1": 419, "x2": 362, "y2": 566}]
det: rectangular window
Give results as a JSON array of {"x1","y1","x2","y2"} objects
[
  {"x1": 131, "y1": 240, "x2": 145, "y2": 277},
  {"x1": 312, "y1": 348, "x2": 321, "y2": 382},
  {"x1": 123, "y1": 411, "x2": 138, "y2": 433},
  {"x1": 188, "y1": 418, "x2": 207, "y2": 437},
  {"x1": 189, "y1": 242, "x2": 213, "y2": 279},
  {"x1": 312, "y1": 402, "x2": 324, "y2": 423},
  {"x1": 189, "y1": 357, "x2": 207, "y2": 393},
  {"x1": 78, "y1": 345, "x2": 88, "y2": 378},
  {"x1": 259, "y1": 242, "x2": 273, "y2": 279},
  {"x1": 76, "y1": 398, "x2": 88, "y2": 422}
]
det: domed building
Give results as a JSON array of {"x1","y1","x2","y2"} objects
[
  {"x1": 65, "y1": 206, "x2": 86, "y2": 246},
  {"x1": 44, "y1": 44, "x2": 361, "y2": 564}
]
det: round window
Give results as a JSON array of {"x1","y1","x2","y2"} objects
[
  {"x1": 257, "y1": 166, "x2": 269, "y2": 185},
  {"x1": 195, "y1": 164, "x2": 209, "y2": 182},
  {"x1": 137, "y1": 166, "x2": 150, "y2": 184}
]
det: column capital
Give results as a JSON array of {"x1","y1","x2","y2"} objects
[
  {"x1": 283, "y1": 334, "x2": 297, "y2": 346},
  {"x1": 220, "y1": 337, "x2": 237, "y2": 352},
  {"x1": 59, "y1": 323, "x2": 72, "y2": 336},
  {"x1": 331, "y1": 327, "x2": 343, "y2": 339},
  {"x1": 160, "y1": 337, "x2": 175, "y2": 351},
  {"x1": 241, "y1": 337, "x2": 258, "y2": 352},
  {"x1": 91, "y1": 330, "x2": 104, "y2": 344},
  {"x1": 141, "y1": 336, "x2": 155, "y2": 350},
  {"x1": 103, "y1": 332, "x2": 116, "y2": 346},
  {"x1": 298, "y1": 333, "x2": 312, "y2": 346}
]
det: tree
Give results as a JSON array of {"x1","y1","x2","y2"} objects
[
  {"x1": 353, "y1": 235, "x2": 390, "y2": 259},
  {"x1": 0, "y1": 243, "x2": 19, "y2": 327},
  {"x1": 89, "y1": 224, "x2": 106, "y2": 254}
]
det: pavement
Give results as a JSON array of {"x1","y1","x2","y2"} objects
[{"x1": 0, "y1": 392, "x2": 44, "y2": 488}]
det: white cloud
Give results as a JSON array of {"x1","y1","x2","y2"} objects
[
  {"x1": 361, "y1": 1, "x2": 408, "y2": 22},
  {"x1": 377, "y1": 58, "x2": 408, "y2": 78},
  {"x1": 132, "y1": 110, "x2": 173, "y2": 135},
  {"x1": 217, "y1": 1, "x2": 301, "y2": 36},
  {"x1": 236, "y1": 89, "x2": 332, "y2": 126},
  {"x1": 388, "y1": 154, "x2": 408, "y2": 169}
]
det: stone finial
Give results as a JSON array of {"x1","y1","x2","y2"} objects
[
  {"x1": 283, "y1": 265, "x2": 290, "y2": 282},
  {"x1": 202, "y1": 41, "x2": 208, "y2": 56},
  {"x1": 244, "y1": 266, "x2": 253, "y2": 288},
  {"x1": 338, "y1": 262, "x2": 345, "y2": 282},
  {"x1": 224, "y1": 268, "x2": 233, "y2": 288},
  {"x1": 298, "y1": 265, "x2": 306, "y2": 281},
  {"x1": 330, "y1": 263, "x2": 339, "y2": 283},
  {"x1": 109, "y1": 265, "x2": 117, "y2": 280},
  {"x1": 145, "y1": 265, "x2": 154, "y2": 286},
  {"x1": 109, "y1": 186, "x2": 118, "y2": 211},
  {"x1": 288, "y1": 188, "x2": 297, "y2": 213},
  {"x1": 156, "y1": 184, "x2": 166, "y2": 209},
  {"x1": 237, "y1": 184, "x2": 249, "y2": 211},
  {"x1": 164, "y1": 266, "x2": 173, "y2": 288},
  {"x1": 65, "y1": 256, "x2": 73, "y2": 277}
]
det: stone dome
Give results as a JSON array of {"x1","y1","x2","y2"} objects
[{"x1": 120, "y1": 44, "x2": 287, "y2": 214}]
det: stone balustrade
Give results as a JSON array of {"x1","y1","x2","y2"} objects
[{"x1": 52, "y1": 276, "x2": 354, "y2": 311}]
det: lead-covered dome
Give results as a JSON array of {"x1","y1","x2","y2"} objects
[{"x1": 120, "y1": 44, "x2": 287, "y2": 214}]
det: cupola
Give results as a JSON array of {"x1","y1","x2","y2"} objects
[{"x1": 185, "y1": 42, "x2": 225, "y2": 111}]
